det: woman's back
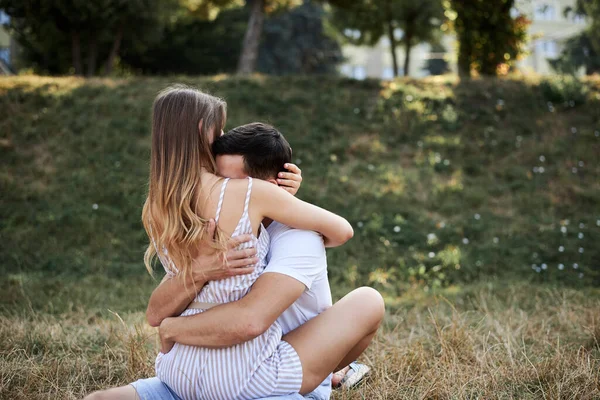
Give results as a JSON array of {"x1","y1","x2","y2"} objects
[
  {"x1": 155, "y1": 176, "x2": 304, "y2": 400},
  {"x1": 193, "y1": 176, "x2": 269, "y2": 304}
]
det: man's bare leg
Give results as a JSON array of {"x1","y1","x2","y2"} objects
[
  {"x1": 83, "y1": 384, "x2": 139, "y2": 400},
  {"x1": 282, "y1": 287, "x2": 385, "y2": 395}
]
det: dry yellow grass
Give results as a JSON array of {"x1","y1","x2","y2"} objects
[{"x1": 1, "y1": 283, "x2": 599, "y2": 399}]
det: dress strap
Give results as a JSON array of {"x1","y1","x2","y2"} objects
[
  {"x1": 215, "y1": 178, "x2": 230, "y2": 224},
  {"x1": 242, "y1": 177, "x2": 253, "y2": 217}
]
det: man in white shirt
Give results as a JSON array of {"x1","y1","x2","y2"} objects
[{"x1": 85, "y1": 123, "x2": 381, "y2": 400}]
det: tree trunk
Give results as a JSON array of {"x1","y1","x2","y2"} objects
[
  {"x1": 87, "y1": 35, "x2": 98, "y2": 77},
  {"x1": 403, "y1": 33, "x2": 412, "y2": 77},
  {"x1": 71, "y1": 30, "x2": 83, "y2": 76},
  {"x1": 457, "y1": 40, "x2": 471, "y2": 78},
  {"x1": 386, "y1": 16, "x2": 399, "y2": 77},
  {"x1": 104, "y1": 24, "x2": 124, "y2": 76},
  {"x1": 237, "y1": 0, "x2": 265, "y2": 75}
]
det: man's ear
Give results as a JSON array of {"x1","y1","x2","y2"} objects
[
  {"x1": 266, "y1": 178, "x2": 278, "y2": 186},
  {"x1": 198, "y1": 119, "x2": 203, "y2": 135}
]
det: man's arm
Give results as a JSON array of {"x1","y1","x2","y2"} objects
[{"x1": 159, "y1": 272, "x2": 305, "y2": 350}]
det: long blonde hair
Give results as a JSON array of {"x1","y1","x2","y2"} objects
[{"x1": 142, "y1": 85, "x2": 227, "y2": 277}]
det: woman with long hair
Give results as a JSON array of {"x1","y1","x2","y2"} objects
[{"x1": 86, "y1": 85, "x2": 384, "y2": 400}]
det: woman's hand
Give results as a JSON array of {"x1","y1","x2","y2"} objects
[
  {"x1": 277, "y1": 163, "x2": 302, "y2": 196},
  {"x1": 159, "y1": 318, "x2": 176, "y2": 354},
  {"x1": 191, "y1": 219, "x2": 257, "y2": 285}
]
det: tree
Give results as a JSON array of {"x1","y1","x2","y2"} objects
[
  {"x1": 395, "y1": 0, "x2": 444, "y2": 77},
  {"x1": 121, "y1": 1, "x2": 341, "y2": 76},
  {"x1": 331, "y1": 0, "x2": 444, "y2": 77},
  {"x1": 238, "y1": 0, "x2": 265, "y2": 74},
  {"x1": 236, "y1": 0, "x2": 302, "y2": 74},
  {"x1": 120, "y1": 7, "x2": 248, "y2": 75},
  {"x1": 549, "y1": 33, "x2": 600, "y2": 75},
  {"x1": 0, "y1": 0, "x2": 176, "y2": 76},
  {"x1": 448, "y1": 0, "x2": 529, "y2": 77},
  {"x1": 179, "y1": 0, "x2": 303, "y2": 75},
  {"x1": 552, "y1": 0, "x2": 600, "y2": 75},
  {"x1": 258, "y1": 1, "x2": 342, "y2": 74},
  {"x1": 568, "y1": 0, "x2": 600, "y2": 50}
]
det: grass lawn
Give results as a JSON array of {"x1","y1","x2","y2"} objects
[
  {"x1": 1, "y1": 282, "x2": 599, "y2": 399},
  {"x1": 1, "y1": 74, "x2": 599, "y2": 398}
]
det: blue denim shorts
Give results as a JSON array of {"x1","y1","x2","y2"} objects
[{"x1": 131, "y1": 375, "x2": 331, "y2": 400}]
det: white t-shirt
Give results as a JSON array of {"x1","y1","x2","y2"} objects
[{"x1": 264, "y1": 222, "x2": 332, "y2": 335}]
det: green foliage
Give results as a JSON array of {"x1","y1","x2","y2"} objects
[
  {"x1": 539, "y1": 75, "x2": 589, "y2": 106},
  {"x1": 554, "y1": 0, "x2": 600, "y2": 75},
  {"x1": 571, "y1": 0, "x2": 600, "y2": 53},
  {"x1": 549, "y1": 33, "x2": 600, "y2": 75},
  {"x1": 448, "y1": 0, "x2": 529, "y2": 76},
  {"x1": 1, "y1": 76, "x2": 600, "y2": 301},
  {"x1": 2, "y1": 0, "x2": 341, "y2": 76},
  {"x1": 0, "y1": 0, "x2": 176, "y2": 75},
  {"x1": 331, "y1": 0, "x2": 444, "y2": 76},
  {"x1": 258, "y1": 1, "x2": 342, "y2": 74},
  {"x1": 121, "y1": 8, "x2": 248, "y2": 75},
  {"x1": 119, "y1": 3, "x2": 341, "y2": 75}
]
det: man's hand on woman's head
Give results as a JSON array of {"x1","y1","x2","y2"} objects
[
  {"x1": 191, "y1": 218, "x2": 257, "y2": 285},
  {"x1": 277, "y1": 163, "x2": 302, "y2": 195}
]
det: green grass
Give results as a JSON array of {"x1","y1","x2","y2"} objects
[
  {"x1": 1, "y1": 74, "x2": 600, "y2": 398},
  {"x1": 1, "y1": 75, "x2": 599, "y2": 297}
]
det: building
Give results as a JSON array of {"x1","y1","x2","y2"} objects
[
  {"x1": 339, "y1": 0, "x2": 589, "y2": 79},
  {"x1": 0, "y1": 10, "x2": 12, "y2": 73}
]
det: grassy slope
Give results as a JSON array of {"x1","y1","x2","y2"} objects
[{"x1": 1, "y1": 75, "x2": 600, "y2": 398}]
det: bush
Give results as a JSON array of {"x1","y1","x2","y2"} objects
[{"x1": 540, "y1": 75, "x2": 588, "y2": 106}]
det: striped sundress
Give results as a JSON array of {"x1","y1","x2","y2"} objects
[{"x1": 154, "y1": 177, "x2": 303, "y2": 400}]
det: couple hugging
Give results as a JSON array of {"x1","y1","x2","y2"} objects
[{"x1": 86, "y1": 85, "x2": 384, "y2": 400}]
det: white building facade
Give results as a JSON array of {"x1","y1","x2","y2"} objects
[{"x1": 340, "y1": 0, "x2": 589, "y2": 79}]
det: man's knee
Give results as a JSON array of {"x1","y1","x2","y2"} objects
[
  {"x1": 83, "y1": 387, "x2": 136, "y2": 400},
  {"x1": 351, "y1": 286, "x2": 385, "y2": 325},
  {"x1": 83, "y1": 391, "x2": 107, "y2": 400}
]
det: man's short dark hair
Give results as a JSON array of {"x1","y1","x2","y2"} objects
[{"x1": 212, "y1": 122, "x2": 293, "y2": 180}]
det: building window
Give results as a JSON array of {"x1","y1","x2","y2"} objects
[
  {"x1": 382, "y1": 67, "x2": 394, "y2": 79},
  {"x1": 353, "y1": 66, "x2": 366, "y2": 80},
  {"x1": 534, "y1": 3, "x2": 556, "y2": 21},
  {"x1": 343, "y1": 28, "x2": 361, "y2": 40},
  {"x1": 572, "y1": 14, "x2": 586, "y2": 24},
  {"x1": 382, "y1": 67, "x2": 404, "y2": 79},
  {"x1": 340, "y1": 64, "x2": 352, "y2": 77},
  {"x1": 340, "y1": 64, "x2": 367, "y2": 80},
  {"x1": 536, "y1": 40, "x2": 558, "y2": 57},
  {"x1": 393, "y1": 28, "x2": 403, "y2": 40},
  {"x1": 0, "y1": 48, "x2": 9, "y2": 64},
  {"x1": 0, "y1": 10, "x2": 9, "y2": 25}
]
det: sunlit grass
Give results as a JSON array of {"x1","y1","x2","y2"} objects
[
  {"x1": 1, "y1": 74, "x2": 599, "y2": 397},
  {"x1": 1, "y1": 282, "x2": 599, "y2": 399}
]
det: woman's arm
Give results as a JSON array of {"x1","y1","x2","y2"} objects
[
  {"x1": 146, "y1": 220, "x2": 258, "y2": 326},
  {"x1": 253, "y1": 179, "x2": 353, "y2": 248},
  {"x1": 147, "y1": 274, "x2": 203, "y2": 327}
]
